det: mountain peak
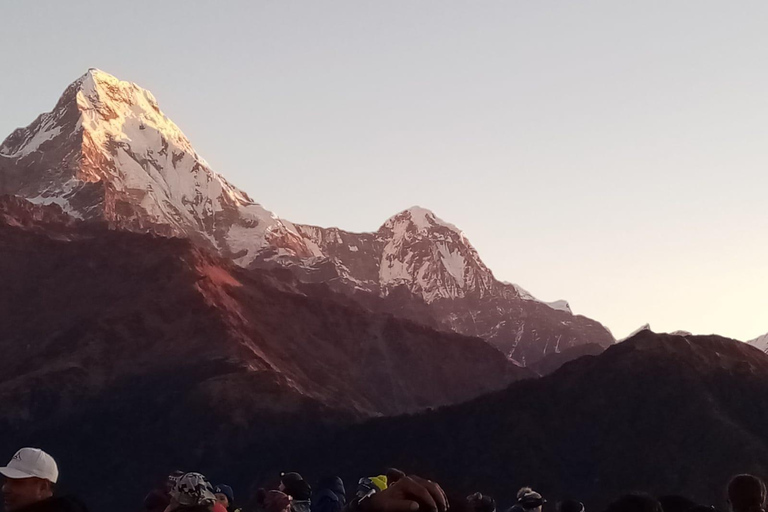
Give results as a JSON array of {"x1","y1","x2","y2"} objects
[
  {"x1": 619, "y1": 323, "x2": 652, "y2": 342},
  {"x1": 69, "y1": 68, "x2": 160, "y2": 114},
  {"x1": 383, "y1": 206, "x2": 462, "y2": 236},
  {"x1": 86, "y1": 67, "x2": 110, "y2": 76},
  {"x1": 508, "y1": 283, "x2": 573, "y2": 314},
  {"x1": 0, "y1": 69, "x2": 319, "y2": 266},
  {"x1": 83, "y1": 67, "x2": 117, "y2": 83},
  {"x1": 372, "y1": 205, "x2": 497, "y2": 303}
]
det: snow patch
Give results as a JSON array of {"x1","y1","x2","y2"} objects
[
  {"x1": 26, "y1": 194, "x2": 81, "y2": 219},
  {"x1": 437, "y1": 243, "x2": 466, "y2": 288},
  {"x1": 545, "y1": 300, "x2": 571, "y2": 313},
  {"x1": 510, "y1": 283, "x2": 573, "y2": 314},
  {"x1": 619, "y1": 324, "x2": 652, "y2": 342},
  {"x1": 748, "y1": 332, "x2": 768, "y2": 353},
  {"x1": 509, "y1": 282, "x2": 537, "y2": 301},
  {"x1": 404, "y1": 206, "x2": 462, "y2": 234}
]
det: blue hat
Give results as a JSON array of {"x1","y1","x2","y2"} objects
[{"x1": 215, "y1": 484, "x2": 235, "y2": 506}]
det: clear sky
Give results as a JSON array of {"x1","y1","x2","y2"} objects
[{"x1": 2, "y1": 1, "x2": 766, "y2": 341}]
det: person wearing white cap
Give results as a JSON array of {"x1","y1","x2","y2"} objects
[{"x1": 1, "y1": 448, "x2": 85, "y2": 512}]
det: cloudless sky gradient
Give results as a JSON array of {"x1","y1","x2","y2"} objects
[{"x1": 1, "y1": 1, "x2": 766, "y2": 341}]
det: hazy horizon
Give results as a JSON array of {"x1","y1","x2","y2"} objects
[{"x1": 2, "y1": 1, "x2": 766, "y2": 341}]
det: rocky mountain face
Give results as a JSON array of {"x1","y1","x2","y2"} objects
[
  {"x1": 0, "y1": 196, "x2": 526, "y2": 421},
  {"x1": 528, "y1": 342, "x2": 606, "y2": 376},
  {"x1": 290, "y1": 208, "x2": 615, "y2": 364},
  {"x1": 0, "y1": 69, "x2": 614, "y2": 364}
]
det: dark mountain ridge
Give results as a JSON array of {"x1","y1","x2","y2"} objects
[{"x1": 247, "y1": 331, "x2": 768, "y2": 512}]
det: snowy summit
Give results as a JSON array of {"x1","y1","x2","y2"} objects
[{"x1": 0, "y1": 68, "x2": 318, "y2": 265}]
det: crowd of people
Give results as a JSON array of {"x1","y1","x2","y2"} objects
[{"x1": 1, "y1": 448, "x2": 767, "y2": 512}]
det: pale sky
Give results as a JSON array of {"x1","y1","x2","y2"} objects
[{"x1": 2, "y1": 1, "x2": 766, "y2": 341}]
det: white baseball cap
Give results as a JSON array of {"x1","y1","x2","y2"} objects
[{"x1": 0, "y1": 448, "x2": 59, "y2": 483}]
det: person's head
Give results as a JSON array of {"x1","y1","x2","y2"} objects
[
  {"x1": 257, "y1": 489, "x2": 292, "y2": 512},
  {"x1": 728, "y1": 475, "x2": 767, "y2": 512},
  {"x1": 604, "y1": 494, "x2": 663, "y2": 512},
  {"x1": 170, "y1": 472, "x2": 217, "y2": 512},
  {"x1": 517, "y1": 488, "x2": 546, "y2": 512},
  {"x1": 215, "y1": 485, "x2": 235, "y2": 509},
  {"x1": 0, "y1": 448, "x2": 59, "y2": 512},
  {"x1": 167, "y1": 471, "x2": 186, "y2": 493},
  {"x1": 558, "y1": 500, "x2": 585, "y2": 512},
  {"x1": 658, "y1": 495, "x2": 697, "y2": 512},
  {"x1": 280, "y1": 473, "x2": 311, "y2": 501},
  {"x1": 467, "y1": 492, "x2": 496, "y2": 512}
]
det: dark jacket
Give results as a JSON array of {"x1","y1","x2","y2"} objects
[
  {"x1": 15, "y1": 496, "x2": 89, "y2": 512},
  {"x1": 281, "y1": 474, "x2": 312, "y2": 512},
  {"x1": 291, "y1": 501, "x2": 311, "y2": 512},
  {"x1": 312, "y1": 477, "x2": 346, "y2": 512}
]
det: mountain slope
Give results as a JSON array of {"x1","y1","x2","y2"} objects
[
  {"x1": 0, "y1": 195, "x2": 537, "y2": 512},
  {"x1": 6, "y1": 323, "x2": 766, "y2": 512},
  {"x1": 0, "y1": 69, "x2": 614, "y2": 364},
  {"x1": 291, "y1": 207, "x2": 615, "y2": 363},
  {"x1": 260, "y1": 331, "x2": 768, "y2": 511},
  {"x1": 528, "y1": 342, "x2": 606, "y2": 376},
  {"x1": 0, "y1": 196, "x2": 525, "y2": 421}
]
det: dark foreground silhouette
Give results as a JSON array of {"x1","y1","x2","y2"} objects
[{"x1": 3, "y1": 448, "x2": 767, "y2": 512}]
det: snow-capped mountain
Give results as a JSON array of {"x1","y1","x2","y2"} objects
[
  {"x1": 289, "y1": 207, "x2": 614, "y2": 364},
  {"x1": 748, "y1": 332, "x2": 768, "y2": 353},
  {"x1": 293, "y1": 207, "x2": 500, "y2": 302},
  {"x1": 0, "y1": 69, "x2": 615, "y2": 364},
  {"x1": 294, "y1": 207, "x2": 575, "y2": 314},
  {"x1": 0, "y1": 69, "x2": 318, "y2": 265}
]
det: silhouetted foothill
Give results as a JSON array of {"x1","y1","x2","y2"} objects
[{"x1": 254, "y1": 331, "x2": 768, "y2": 512}]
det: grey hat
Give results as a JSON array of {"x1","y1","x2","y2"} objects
[{"x1": 172, "y1": 472, "x2": 217, "y2": 507}]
